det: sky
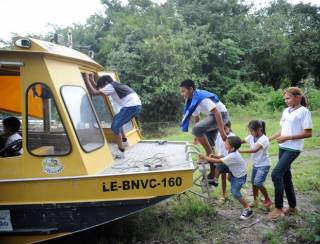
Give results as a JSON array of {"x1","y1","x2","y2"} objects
[{"x1": 0, "y1": 0, "x2": 319, "y2": 43}]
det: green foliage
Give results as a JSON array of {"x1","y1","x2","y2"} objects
[
  {"x1": 308, "y1": 88, "x2": 320, "y2": 111},
  {"x1": 266, "y1": 89, "x2": 286, "y2": 111},
  {"x1": 224, "y1": 82, "x2": 273, "y2": 106},
  {"x1": 48, "y1": 0, "x2": 320, "y2": 122}
]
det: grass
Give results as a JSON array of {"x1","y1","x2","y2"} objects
[
  {"x1": 141, "y1": 108, "x2": 320, "y2": 243},
  {"x1": 53, "y1": 108, "x2": 320, "y2": 243},
  {"x1": 145, "y1": 109, "x2": 320, "y2": 156}
]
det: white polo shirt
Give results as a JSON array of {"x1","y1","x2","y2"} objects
[
  {"x1": 192, "y1": 98, "x2": 228, "y2": 116},
  {"x1": 215, "y1": 132, "x2": 235, "y2": 157},
  {"x1": 279, "y1": 106, "x2": 312, "y2": 151},
  {"x1": 245, "y1": 134, "x2": 271, "y2": 167},
  {"x1": 100, "y1": 84, "x2": 141, "y2": 107},
  {"x1": 5, "y1": 133, "x2": 22, "y2": 155},
  {"x1": 221, "y1": 151, "x2": 247, "y2": 178}
]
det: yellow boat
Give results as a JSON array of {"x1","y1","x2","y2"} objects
[{"x1": 0, "y1": 37, "x2": 195, "y2": 243}]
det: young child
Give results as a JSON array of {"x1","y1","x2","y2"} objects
[
  {"x1": 1, "y1": 117, "x2": 22, "y2": 155},
  {"x1": 240, "y1": 120, "x2": 272, "y2": 208},
  {"x1": 214, "y1": 121, "x2": 234, "y2": 203},
  {"x1": 200, "y1": 136, "x2": 254, "y2": 220}
]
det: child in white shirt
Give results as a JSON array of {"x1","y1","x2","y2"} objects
[
  {"x1": 240, "y1": 120, "x2": 272, "y2": 208},
  {"x1": 214, "y1": 121, "x2": 234, "y2": 203},
  {"x1": 1, "y1": 117, "x2": 22, "y2": 156},
  {"x1": 200, "y1": 136, "x2": 254, "y2": 220}
]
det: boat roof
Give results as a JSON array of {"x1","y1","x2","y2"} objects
[{"x1": 0, "y1": 37, "x2": 104, "y2": 71}]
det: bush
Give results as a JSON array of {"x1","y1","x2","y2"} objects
[
  {"x1": 224, "y1": 82, "x2": 274, "y2": 107},
  {"x1": 266, "y1": 89, "x2": 285, "y2": 111},
  {"x1": 307, "y1": 88, "x2": 320, "y2": 111},
  {"x1": 265, "y1": 88, "x2": 320, "y2": 112},
  {"x1": 224, "y1": 83, "x2": 259, "y2": 106}
]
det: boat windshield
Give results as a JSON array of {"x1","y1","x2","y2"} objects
[{"x1": 61, "y1": 86, "x2": 104, "y2": 152}]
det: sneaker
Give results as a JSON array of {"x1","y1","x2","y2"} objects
[
  {"x1": 207, "y1": 173, "x2": 213, "y2": 180},
  {"x1": 113, "y1": 148, "x2": 125, "y2": 159},
  {"x1": 240, "y1": 208, "x2": 254, "y2": 220},
  {"x1": 208, "y1": 179, "x2": 219, "y2": 187},
  {"x1": 262, "y1": 199, "x2": 273, "y2": 209}
]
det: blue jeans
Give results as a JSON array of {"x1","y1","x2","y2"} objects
[
  {"x1": 272, "y1": 148, "x2": 300, "y2": 209},
  {"x1": 251, "y1": 166, "x2": 270, "y2": 187},
  {"x1": 230, "y1": 175, "x2": 247, "y2": 199},
  {"x1": 111, "y1": 105, "x2": 141, "y2": 134}
]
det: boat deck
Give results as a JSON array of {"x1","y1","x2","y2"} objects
[{"x1": 101, "y1": 141, "x2": 194, "y2": 175}]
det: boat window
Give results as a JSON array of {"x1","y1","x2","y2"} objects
[
  {"x1": 61, "y1": 86, "x2": 104, "y2": 152},
  {"x1": 92, "y1": 96, "x2": 113, "y2": 128},
  {"x1": 26, "y1": 83, "x2": 71, "y2": 156}
]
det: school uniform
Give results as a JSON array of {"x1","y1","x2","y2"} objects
[
  {"x1": 5, "y1": 132, "x2": 22, "y2": 155},
  {"x1": 100, "y1": 82, "x2": 142, "y2": 134},
  {"x1": 220, "y1": 151, "x2": 247, "y2": 199},
  {"x1": 215, "y1": 132, "x2": 235, "y2": 174},
  {"x1": 245, "y1": 134, "x2": 271, "y2": 187},
  {"x1": 272, "y1": 106, "x2": 312, "y2": 209}
]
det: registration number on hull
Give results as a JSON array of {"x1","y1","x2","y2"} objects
[{"x1": 102, "y1": 177, "x2": 183, "y2": 192}]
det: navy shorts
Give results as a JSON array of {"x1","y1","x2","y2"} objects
[
  {"x1": 111, "y1": 105, "x2": 141, "y2": 134},
  {"x1": 216, "y1": 163, "x2": 230, "y2": 174}
]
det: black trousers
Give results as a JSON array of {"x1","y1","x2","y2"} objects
[{"x1": 272, "y1": 148, "x2": 300, "y2": 209}]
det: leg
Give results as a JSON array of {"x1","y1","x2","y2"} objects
[
  {"x1": 197, "y1": 136, "x2": 213, "y2": 155},
  {"x1": 230, "y1": 175, "x2": 247, "y2": 203},
  {"x1": 253, "y1": 166, "x2": 271, "y2": 201},
  {"x1": 221, "y1": 173, "x2": 227, "y2": 198},
  {"x1": 111, "y1": 106, "x2": 142, "y2": 150},
  {"x1": 253, "y1": 186, "x2": 259, "y2": 201},
  {"x1": 251, "y1": 167, "x2": 259, "y2": 201},
  {"x1": 269, "y1": 149, "x2": 299, "y2": 219},
  {"x1": 205, "y1": 130, "x2": 218, "y2": 176},
  {"x1": 115, "y1": 134, "x2": 124, "y2": 150},
  {"x1": 193, "y1": 116, "x2": 220, "y2": 156},
  {"x1": 213, "y1": 164, "x2": 229, "y2": 187},
  {"x1": 271, "y1": 150, "x2": 290, "y2": 209},
  {"x1": 111, "y1": 113, "x2": 125, "y2": 150},
  {"x1": 283, "y1": 167, "x2": 297, "y2": 208},
  {"x1": 239, "y1": 196, "x2": 249, "y2": 209},
  {"x1": 121, "y1": 131, "x2": 127, "y2": 141},
  {"x1": 259, "y1": 185, "x2": 270, "y2": 201},
  {"x1": 271, "y1": 149, "x2": 299, "y2": 209}
]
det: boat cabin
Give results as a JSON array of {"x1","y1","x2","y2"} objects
[{"x1": 0, "y1": 37, "x2": 194, "y2": 243}]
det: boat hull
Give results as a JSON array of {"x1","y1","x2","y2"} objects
[{"x1": 0, "y1": 195, "x2": 171, "y2": 243}]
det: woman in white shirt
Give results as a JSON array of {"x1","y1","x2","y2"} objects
[{"x1": 268, "y1": 87, "x2": 313, "y2": 220}]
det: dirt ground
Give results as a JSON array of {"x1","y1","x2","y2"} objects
[{"x1": 47, "y1": 150, "x2": 320, "y2": 244}]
